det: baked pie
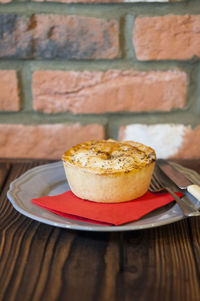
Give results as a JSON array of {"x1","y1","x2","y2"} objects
[{"x1": 62, "y1": 139, "x2": 156, "y2": 203}]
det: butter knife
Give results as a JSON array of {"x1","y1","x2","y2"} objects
[{"x1": 157, "y1": 159, "x2": 200, "y2": 202}]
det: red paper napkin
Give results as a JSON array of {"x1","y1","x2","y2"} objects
[{"x1": 32, "y1": 190, "x2": 182, "y2": 226}]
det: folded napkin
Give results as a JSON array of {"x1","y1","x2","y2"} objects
[{"x1": 32, "y1": 190, "x2": 182, "y2": 226}]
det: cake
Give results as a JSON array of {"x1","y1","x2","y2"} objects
[{"x1": 62, "y1": 139, "x2": 156, "y2": 203}]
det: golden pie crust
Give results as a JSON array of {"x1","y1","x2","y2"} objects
[{"x1": 62, "y1": 139, "x2": 156, "y2": 203}]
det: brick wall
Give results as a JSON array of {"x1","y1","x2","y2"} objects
[{"x1": 0, "y1": 0, "x2": 200, "y2": 159}]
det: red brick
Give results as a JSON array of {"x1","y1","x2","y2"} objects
[
  {"x1": 119, "y1": 124, "x2": 200, "y2": 159},
  {"x1": 0, "y1": 70, "x2": 20, "y2": 111},
  {"x1": 0, "y1": 0, "x2": 12, "y2": 3},
  {"x1": 172, "y1": 125, "x2": 200, "y2": 159},
  {"x1": 0, "y1": 123, "x2": 105, "y2": 159},
  {"x1": 33, "y1": 0, "x2": 181, "y2": 2},
  {"x1": 33, "y1": 69, "x2": 187, "y2": 114},
  {"x1": 133, "y1": 15, "x2": 200, "y2": 60},
  {"x1": 0, "y1": 14, "x2": 118, "y2": 59},
  {"x1": 33, "y1": 15, "x2": 119, "y2": 59},
  {"x1": 34, "y1": 0, "x2": 125, "y2": 2},
  {"x1": 0, "y1": 15, "x2": 32, "y2": 58}
]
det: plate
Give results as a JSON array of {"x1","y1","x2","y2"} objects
[{"x1": 7, "y1": 161, "x2": 200, "y2": 232}]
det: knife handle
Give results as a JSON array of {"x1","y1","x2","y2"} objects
[
  {"x1": 165, "y1": 187, "x2": 199, "y2": 217},
  {"x1": 187, "y1": 185, "x2": 200, "y2": 202}
]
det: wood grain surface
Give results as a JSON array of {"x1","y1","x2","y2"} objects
[{"x1": 0, "y1": 160, "x2": 199, "y2": 301}]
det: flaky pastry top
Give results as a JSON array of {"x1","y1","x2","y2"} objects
[{"x1": 62, "y1": 139, "x2": 156, "y2": 175}]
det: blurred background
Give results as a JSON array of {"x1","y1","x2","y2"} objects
[{"x1": 0, "y1": 0, "x2": 199, "y2": 159}]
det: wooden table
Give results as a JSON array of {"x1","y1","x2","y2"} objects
[{"x1": 0, "y1": 159, "x2": 200, "y2": 301}]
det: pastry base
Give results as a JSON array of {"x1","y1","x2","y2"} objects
[{"x1": 63, "y1": 161, "x2": 155, "y2": 203}]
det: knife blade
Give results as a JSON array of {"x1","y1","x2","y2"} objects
[{"x1": 157, "y1": 159, "x2": 200, "y2": 202}]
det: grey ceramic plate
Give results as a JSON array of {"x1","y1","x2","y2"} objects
[{"x1": 7, "y1": 161, "x2": 200, "y2": 232}]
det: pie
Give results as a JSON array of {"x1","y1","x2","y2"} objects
[{"x1": 62, "y1": 139, "x2": 156, "y2": 203}]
